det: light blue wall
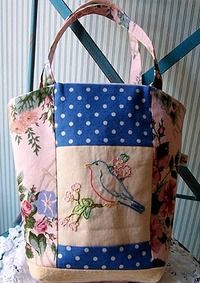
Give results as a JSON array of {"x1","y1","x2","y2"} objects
[{"x1": 0, "y1": 0, "x2": 199, "y2": 260}]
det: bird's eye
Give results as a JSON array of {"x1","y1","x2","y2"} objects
[{"x1": 95, "y1": 162, "x2": 99, "y2": 166}]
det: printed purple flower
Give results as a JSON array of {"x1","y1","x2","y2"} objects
[{"x1": 36, "y1": 191, "x2": 57, "y2": 218}]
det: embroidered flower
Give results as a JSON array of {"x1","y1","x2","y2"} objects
[
  {"x1": 35, "y1": 218, "x2": 48, "y2": 233},
  {"x1": 150, "y1": 216, "x2": 163, "y2": 253},
  {"x1": 21, "y1": 200, "x2": 33, "y2": 217},
  {"x1": 71, "y1": 183, "x2": 81, "y2": 193},
  {"x1": 59, "y1": 217, "x2": 70, "y2": 227},
  {"x1": 36, "y1": 191, "x2": 57, "y2": 218},
  {"x1": 112, "y1": 158, "x2": 124, "y2": 168},
  {"x1": 112, "y1": 158, "x2": 132, "y2": 179},
  {"x1": 159, "y1": 179, "x2": 176, "y2": 217},
  {"x1": 64, "y1": 191, "x2": 74, "y2": 202},
  {"x1": 69, "y1": 221, "x2": 80, "y2": 232},
  {"x1": 10, "y1": 118, "x2": 28, "y2": 134}
]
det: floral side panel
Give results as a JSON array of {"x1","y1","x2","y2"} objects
[
  {"x1": 8, "y1": 86, "x2": 57, "y2": 267},
  {"x1": 150, "y1": 88, "x2": 186, "y2": 266}
]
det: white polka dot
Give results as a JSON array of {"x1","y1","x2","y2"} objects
[
  {"x1": 66, "y1": 264, "x2": 71, "y2": 268},
  {"x1": 103, "y1": 120, "x2": 108, "y2": 126},
  {"x1": 128, "y1": 96, "x2": 132, "y2": 101},
  {"x1": 84, "y1": 248, "x2": 89, "y2": 253},
  {"x1": 84, "y1": 265, "x2": 89, "y2": 269},
  {"x1": 94, "y1": 96, "x2": 99, "y2": 100},
  {"x1": 136, "y1": 262, "x2": 140, "y2": 267},
  {"x1": 86, "y1": 138, "x2": 91, "y2": 144},
  {"x1": 128, "y1": 113, "x2": 132, "y2": 118},
  {"x1": 55, "y1": 123, "x2": 58, "y2": 128},
  {"x1": 60, "y1": 96, "x2": 65, "y2": 101},
  {"x1": 55, "y1": 140, "x2": 58, "y2": 145},
  {"x1": 135, "y1": 244, "x2": 139, "y2": 249},
  {"x1": 120, "y1": 138, "x2": 125, "y2": 144},
  {"x1": 103, "y1": 87, "x2": 107, "y2": 92},
  {"x1": 54, "y1": 106, "x2": 57, "y2": 111},
  {"x1": 142, "y1": 114, "x2": 147, "y2": 119},
  {"x1": 77, "y1": 112, "x2": 82, "y2": 117},
  {"x1": 111, "y1": 112, "x2": 116, "y2": 117},
  {"x1": 77, "y1": 130, "x2": 82, "y2": 135},
  {"x1": 119, "y1": 104, "x2": 124, "y2": 109},
  {"x1": 127, "y1": 254, "x2": 132, "y2": 260},
  {"x1": 119, "y1": 246, "x2": 124, "y2": 252},
  {"x1": 143, "y1": 131, "x2": 148, "y2": 136},
  {"x1": 93, "y1": 256, "x2": 98, "y2": 261},
  {"x1": 142, "y1": 251, "x2": 146, "y2": 256},
  {"x1": 101, "y1": 265, "x2": 107, "y2": 269},
  {"x1": 75, "y1": 256, "x2": 80, "y2": 261},
  {"x1": 86, "y1": 87, "x2": 91, "y2": 92},
  {"x1": 61, "y1": 113, "x2": 65, "y2": 119},
  {"x1": 69, "y1": 104, "x2": 74, "y2": 109},
  {"x1": 103, "y1": 138, "x2": 108, "y2": 143},
  {"x1": 142, "y1": 98, "x2": 146, "y2": 103},
  {"x1": 111, "y1": 256, "x2": 116, "y2": 261},
  {"x1": 136, "y1": 88, "x2": 140, "y2": 93},
  {"x1": 85, "y1": 104, "x2": 91, "y2": 109},
  {"x1": 95, "y1": 129, "x2": 99, "y2": 134},
  {"x1": 150, "y1": 123, "x2": 153, "y2": 128},
  {"x1": 69, "y1": 87, "x2": 74, "y2": 92},
  {"x1": 119, "y1": 264, "x2": 124, "y2": 269},
  {"x1": 68, "y1": 139, "x2": 73, "y2": 144},
  {"x1": 135, "y1": 121, "x2": 140, "y2": 127},
  {"x1": 86, "y1": 121, "x2": 91, "y2": 126},
  {"x1": 58, "y1": 253, "x2": 62, "y2": 259},
  {"x1": 66, "y1": 246, "x2": 71, "y2": 251},
  {"x1": 135, "y1": 105, "x2": 139, "y2": 110},
  {"x1": 136, "y1": 139, "x2": 141, "y2": 144},
  {"x1": 128, "y1": 130, "x2": 133, "y2": 135},
  {"x1": 102, "y1": 104, "x2": 107, "y2": 109},
  {"x1": 54, "y1": 88, "x2": 58, "y2": 94},
  {"x1": 61, "y1": 131, "x2": 66, "y2": 136},
  {"x1": 112, "y1": 129, "x2": 116, "y2": 134},
  {"x1": 120, "y1": 121, "x2": 124, "y2": 126},
  {"x1": 94, "y1": 112, "x2": 99, "y2": 117},
  {"x1": 111, "y1": 96, "x2": 116, "y2": 100},
  {"x1": 119, "y1": 88, "x2": 124, "y2": 92},
  {"x1": 69, "y1": 121, "x2": 74, "y2": 127},
  {"x1": 77, "y1": 96, "x2": 82, "y2": 100},
  {"x1": 102, "y1": 248, "x2": 107, "y2": 253},
  {"x1": 149, "y1": 107, "x2": 151, "y2": 112}
]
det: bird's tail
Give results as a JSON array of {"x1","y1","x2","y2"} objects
[{"x1": 119, "y1": 198, "x2": 145, "y2": 214}]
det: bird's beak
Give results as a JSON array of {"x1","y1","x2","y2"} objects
[{"x1": 85, "y1": 163, "x2": 91, "y2": 168}]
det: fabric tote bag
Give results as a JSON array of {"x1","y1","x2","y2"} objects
[{"x1": 8, "y1": 1, "x2": 186, "y2": 282}]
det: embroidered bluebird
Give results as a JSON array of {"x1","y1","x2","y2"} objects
[{"x1": 87, "y1": 160, "x2": 145, "y2": 214}]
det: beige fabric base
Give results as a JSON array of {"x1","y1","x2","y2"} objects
[{"x1": 28, "y1": 261, "x2": 165, "y2": 283}]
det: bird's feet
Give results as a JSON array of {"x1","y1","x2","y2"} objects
[{"x1": 103, "y1": 202, "x2": 118, "y2": 208}]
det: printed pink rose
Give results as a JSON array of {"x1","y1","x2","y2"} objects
[
  {"x1": 20, "y1": 110, "x2": 38, "y2": 126},
  {"x1": 10, "y1": 118, "x2": 28, "y2": 134},
  {"x1": 35, "y1": 218, "x2": 48, "y2": 233},
  {"x1": 150, "y1": 216, "x2": 163, "y2": 253},
  {"x1": 21, "y1": 200, "x2": 32, "y2": 217},
  {"x1": 159, "y1": 179, "x2": 176, "y2": 217}
]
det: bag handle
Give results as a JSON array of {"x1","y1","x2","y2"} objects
[{"x1": 41, "y1": 0, "x2": 162, "y2": 89}]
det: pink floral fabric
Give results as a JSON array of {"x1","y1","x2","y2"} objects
[
  {"x1": 150, "y1": 88, "x2": 186, "y2": 266},
  {"x1": 8, "y1": 86, "x2": 57, "y2": 267}
]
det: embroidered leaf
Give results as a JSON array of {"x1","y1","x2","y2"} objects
[
  {"x1": 120, "y1": 153, "x2": 129, "y2": 163},
  {"x1": 29, "y1": 232, "x2": 40, "y2": 254},
  {"x1": 51, "y1": 242, "x2": 57, "y2": 258},
  {"x1": 80, "y1": 198, "x2": 94, "y2": 207},
  {"x1": 25, "y1": 246, "x2": 34, "y2": 259},
  {"x1": 83, "y1": 207, "x2": 92, "y2": 219},
  {"x1": 24, "y1": 216, "x2": 36, "y2": 229},
  {"x1": 38, "y1": 234, "x2": 47, "y2": 255},
  {"x1": 73, "y1": 204, "x2": 86, "y2": 216},
  {"x1": 156, "y1": 142, "x2": 169, "y2": 160},
  {"x1": 20, "y1": 193, "x2": 25, "y2": 202}
]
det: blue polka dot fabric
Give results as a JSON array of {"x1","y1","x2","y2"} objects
[
  {"x1": 54, "y1": 83, "x2": 153, "y2": 147},
  {"x1": 56, "y1": 242, "x2": 153, "y2": 270}
]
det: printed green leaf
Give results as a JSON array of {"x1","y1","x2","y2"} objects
[
  {"x1": 51, "y1": 242, "x2": 57, "y2": 258},
  {"x1": 73, "y1": 204, "x2": 86, "y2": 215},
  {"x1": 18, "y1": 184, "x2": 26, "y2": 193},
  {"x1": 25, "y1": 216, "x2": 36, "y2": 229},
  {"x1": 38, "y1": 234, "x2": 47, "y2": 255},
  {"x1": 80, "y1": 198, "x2": 94, "y2": 207},
  {"x1": 120, "y1": 153, "x2": 130, "y2": 163},
  {"x1": 83, "y1": 207, "x2": 92, "y2": 219},
  {"x1": 25, "y1": 246, "x2": 34, "y2": 259},
  {"x1": 29, "y1": 231, "x2": 40, "y2": 254},
  {"x1": 20, "y1": 193, "x2": 25, "y2": 202},
  {"x1": 17, "y1": 173, "x2": 23, "y2": 185}
]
